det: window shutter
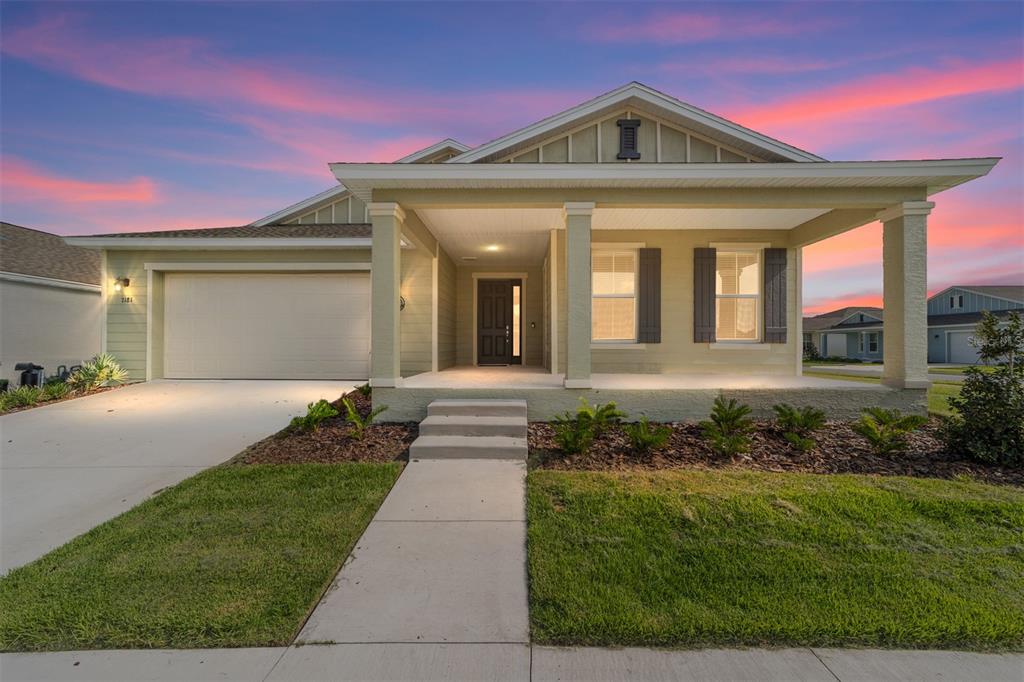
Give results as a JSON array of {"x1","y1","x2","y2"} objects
[
  {"x1": 693, "y1": 247, "x2": 716, "y2": 342},
  {"x1": 638, "y1": 248, "x2": 661, "y2": 343},
  {"x1": 616, "y1": 119, "x2": 641, "y2": 160},
  {"x1": 763, "y1": 247, "x2": 787, "y2": 343}
]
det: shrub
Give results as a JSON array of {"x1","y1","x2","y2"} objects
[
  {"x1": 42, "y1": 381, "x2": 70, "y2": 401},
  {"x1": 803, "y1": 342, "x2": 821, "y2": 361},
  {"x1": 623, "y1": 417, "x2": 671, "y2": 455},
  {"x1": 2, "y1": 385, "x2": 44, "y2": 409},
  {"x1": 700, "y1": 396, "x2": 754, "y2": 457},
  {"x1": 943, "y1": 311, "x2": 1024, "y2": 466},
  {"x1": 67, "y1": 353, "x2": 129, "y2": 392},
  {"x1": 576, "y1": 398, "x2": 626, "y2": 436},
  {"x1": 355, "y1": 383, "x2": 372, "y2": 397},
  {"x1": 851, "y1": 407, "x2": 928, "y2": 455},
  {"x1": 289, "y1": 399, "x2": 339, "y2": 431},
  {"x1": 773, "y1": 403, "x2": 827, "y2": 453},
  {"x1": 552, "y1": 411, "x2": 595, "y2": 456},
  {"x1": 343, "y1": 397, "x2": 386, "y2": 441}
]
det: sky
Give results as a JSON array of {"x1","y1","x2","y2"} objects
[{"x1": 1, "y1": 1, "x2": 1021, "y2": 315}]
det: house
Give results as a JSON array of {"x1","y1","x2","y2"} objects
[
  {"x1": 64, "y1": 82, "x2": 1000, "y2": 420},
  {"x1": 802, "y1": 307, "x2": 884, "y2": 360},
  {"x1": 1, "y1": 222, "x2": 103, "y2": 386}
]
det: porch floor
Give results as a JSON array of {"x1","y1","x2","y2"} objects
[{"x1": 402, "y1": 366, "x2": 871, "y2": 390}]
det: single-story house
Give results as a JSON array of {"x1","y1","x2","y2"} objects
[
  {"x1": 1, "y1": 222, "x2": 103, "y2": 386},
  {"x1": 824, "y1": 285, "x2": 1023, "y2": 364},
  {"x1": 802, "y1": 306, "x2": 885, "y2": 361},
  {"x1": 66, "y1": 82, "x2": 1000, "y2": 420}
]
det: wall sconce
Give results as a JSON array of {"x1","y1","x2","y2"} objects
[
  {"x1": 113, "y1": 277, "x2": 130, "y2": 292},
  {"x1": 400, "y1": 296, "x2": 407, "y2": 311}
]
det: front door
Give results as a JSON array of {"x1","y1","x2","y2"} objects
[{"x1": 478, "y1": 279, "x2": 513, "y2": 365}]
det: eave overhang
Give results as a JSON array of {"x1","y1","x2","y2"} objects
[{"x1": 64, "y1": 237, "x2": 374, "y2": 250}]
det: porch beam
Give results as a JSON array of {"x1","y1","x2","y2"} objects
[
  {"x1": 788, "y1": 208, "x2": 881, "y2": 247},
  {"x1": 369, "y1": 202, "x2": 406, "y2": 387},
  {"x1": 880, "y1": 201, "x2": 933, "y2": 390},
  {"x1": 564, "y1": 202, "x2": 593, "y2": 388}
]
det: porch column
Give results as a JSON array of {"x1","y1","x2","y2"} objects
[
  {"x1": 564, "y1": 202, "x2": 594, "y2": 388},
  {"x1": 369, "y1": 202, "x2": 405, "y2": 387},
  {"x1": 878, "y1": 201, "x2": 933, "y2": 389}
]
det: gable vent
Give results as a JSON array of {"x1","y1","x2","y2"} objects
[{"x1": 617, "y1": 119, "x2": 641, "y2": 160}]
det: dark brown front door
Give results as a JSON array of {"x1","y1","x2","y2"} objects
[{"x1": 478, "y1": 279, "x2": 513, "y2": 365}]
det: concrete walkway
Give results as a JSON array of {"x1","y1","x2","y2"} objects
[
  {"x1": 804, "y1": 363, "x2": 968, "y2": 383},
  {"x1": 0, "y1": 380, "x2": 352, "y2": 574}
]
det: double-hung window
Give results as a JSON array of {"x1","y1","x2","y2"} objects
[
  {"x1": 715, "y1": 249, "x2": 760, "y2": 341},
  {"x1": 592, "y1": 249, "x2": 636, "y2": 342}
]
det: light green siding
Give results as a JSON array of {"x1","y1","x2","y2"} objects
[
  {"x1": 661, "y1": 125, "x2": 688, "y2": 161},
  {"x1": 541, "y1": 137, "x2": 568, "y2": 162},
  {"x1": 513, "y1": 148, "x2": 539, "y2": 163},
  {"x1": 570, "y1": 126, "x2": 598, "y2": 162}
]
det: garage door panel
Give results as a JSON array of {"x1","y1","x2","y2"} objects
[
  {"x1": 164, "y1": 273, "x2": 370, "y2": 379},
  {"x1": 948, "y1": 331, "x2": 979, "y2": 364}
]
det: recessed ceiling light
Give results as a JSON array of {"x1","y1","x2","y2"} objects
[{"x1": 485, "y1": 245, "x2": 500, "y2": 252}]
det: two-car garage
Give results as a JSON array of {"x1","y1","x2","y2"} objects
[{"x1": 162, "y1": 272, "x2": 371, "y2": 380}]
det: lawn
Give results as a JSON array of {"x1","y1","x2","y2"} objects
[
  {"x1": 527, "y1": 469, "x2": 1024, "y2": 650},
  {"x1": 0, "y1": 463, "x2": 402, "y2": 652},
  {"x1": 809, "y1": 371, "x2": 961, "y2": 416}
]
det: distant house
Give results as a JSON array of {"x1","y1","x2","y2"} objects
[
  {"x1": 0, "y1": 222, "x2": 103, "y2": 386},
  {"x1": 803, "y1": 286, "x2": 1024, "y2": 364}
]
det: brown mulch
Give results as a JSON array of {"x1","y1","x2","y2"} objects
[
  {"x1": 0, "y1": 385, "x2": 121, "y2": 416},
  {"x1": 230, "y1": 389, "x2": 417, "y2": 465},
  {"x1": 529, "y1": 419, "x2": 1023, "y2": 487}
]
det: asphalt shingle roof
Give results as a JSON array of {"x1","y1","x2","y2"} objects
[
  {"x1": 0, "y1": 222, "x2": 101, "y2": 285},
  {"x1": 84, "y1": 223, "x2": 372, "y2": 239},
  {"x1": 802, "y1": 306, "x2": 883, "y2": 331}
]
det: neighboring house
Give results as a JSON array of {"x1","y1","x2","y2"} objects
[
  {"x1": 0, "y1": 222, "x2": 103, "y2": 386},
  {"x1": 802, "y1": 307, "x2": 884, "y2": 360},
  {"x1": 65, "y1": 82, "x2": 1000, "y2": 419}
]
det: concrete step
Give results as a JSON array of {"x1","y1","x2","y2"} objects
[
  {"x1": 427, "y1": 399, "x2": 527, "y2": 419},
  {"x1": 409, "y1": 435, "x2": 528, "y2": 460},
  {"x1": 419, "y1": 415, "x2": 527, "y2": 438}
]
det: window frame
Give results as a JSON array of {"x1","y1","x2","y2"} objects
[
  {"x1": 710, "y1": 243, "x2": 766, "y2": 343},
  {"x1": 591, "y1": 244, "x2": 641, "y2": 343},
  {"x1": 867, "y1": 332, "x2": 879, "y2": 353}
]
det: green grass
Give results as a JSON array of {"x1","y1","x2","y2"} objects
[
  {"x1": 929, "y1": 365, "x2": 996, "y2": 376},
  {"x1": 0, "y1": 463, "x2": 402, "y2": 652},
  {"x1": 808, "y1": 371, "x2": 961, "y2": 416},
  {"x1": 527, "y1": 469, "x2": 1024, "y2": 650}
]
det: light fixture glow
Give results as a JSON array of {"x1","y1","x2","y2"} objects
[
  {"x1": 485, "y1": 244, "x2": 500, "y2": 252},
  {"x1": 113, "y1": 277, "x2": 130, "y2": 292}
]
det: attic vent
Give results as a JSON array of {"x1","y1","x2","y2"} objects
[{"x1": 617, "y1": 119, "x2": 641, "y2": 160}]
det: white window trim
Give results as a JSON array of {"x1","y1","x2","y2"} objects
[
  {"x1": 710, "y1": 242, "x2": 768, "y2": 343},
  {"x1": 591, "y1": 243, "x2": 643, "y2": 344}
]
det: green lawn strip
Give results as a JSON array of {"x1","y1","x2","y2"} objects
[
  {"x1": 808, "y1": 371, "x2": 961, "y2": 416},
  {"x1": 527, "y1": 469, "x2": 1024, "y2": 649},
  {"x1": 929, "y1": 366, "x2": 996, "y2": 376},
  {"x1": 0, "y1": 463, "x2": 402, "y2": 652}
]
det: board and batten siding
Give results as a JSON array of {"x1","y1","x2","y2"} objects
[
  {"x1": 927, "y1": 287, "x2": 1024, "y2": 315},
  {"x1": 103, "y1": 249, "x2": 371, "y2": 381},
  {"x1": 286, "y1": 192, "x2": 369, "y2": 225}
]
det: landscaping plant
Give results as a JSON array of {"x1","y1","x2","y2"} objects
[
  {"x1": 1, "y1": 385, "x2": 43, "y2": 410},
  {"x1": 42, "y1": 381, "x2": 70, "y2": 401},
  {"x1": 772, "y1": 403, "x2": 827, "y2": 452},
  {"x1": 67, "y1": 352, "x2": 129, "y2": 392},
  {"x1": 700, "y1": 396, "x2": 754, "y2": 457},
  {"x1": 623, "y1": 417, "x2": 671, "y2": 455},
  {"x1": 576, "y1": 398, "x2": 626, "y2": 436},
  {"x1": 943, "y1": 311, "x2": 1024, "y2": 466},
  {"x1": 342, "y1": 397, "x2": 387, "y2": 441},
  {"x1": 355, "y1": 382, "x2": 372, "y2": 397},
  {"x1": 289, "y1": 399, "x2": 339, "y2": 431},
  {"x1": 852, "y1": 407, "x2": 928, "y2": 455}
]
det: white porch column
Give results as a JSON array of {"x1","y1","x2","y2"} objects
[
  {"x1": 878, "y1": 200, "x2": 933, "y2": 389},
  {"x1": 564, "y1": 202, "x2": 594, "y2": 388},
  {"x1": 368, "y1": 202, "x2": 405, "y2": 387}
]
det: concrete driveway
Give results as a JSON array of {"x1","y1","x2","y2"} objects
[{"x1": 0, "y1": 380, "x2": 353, "y2": 574}]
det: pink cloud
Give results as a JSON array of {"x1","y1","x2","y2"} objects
[
  {"x1": 1, "y1": 156, "x2": 158, "y2": 204},
  {"x1": 582, "y1": 9, "x2": 830, "y2": 44}
]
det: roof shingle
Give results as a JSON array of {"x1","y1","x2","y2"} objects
[
  {"x1": 1, "y1": 222, "x2": 101, "y2": 285},
  {"x1": 83, "y1": 223, "x2": 371, "y2": 239}
]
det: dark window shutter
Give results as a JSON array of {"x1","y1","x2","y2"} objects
[
  {"x1": 763, "y1": 248, "x2": 787, "y2": 343},
  {"x1": 693, "y1": 247, "x2": 716, "y2": 343},
  {"x1": 638, "y1": 248, "x2": 661, "y2": 343},
  {"x1": 617, "y1": 119, "x2": 641, "y2": 160}
]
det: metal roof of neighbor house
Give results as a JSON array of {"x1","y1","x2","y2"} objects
[
  {"x1": 802, "y1": 306, "x2": 884, "y2": 331},
  {"x1": 0, "y1": 222, "x2": 101, "y2": 285},
  {"x1": 82, "y1": 223, "x2": 371, "y2": 239},
  {"x1": 944, "y1": 285, "x2": 1024, "y2": 304},
  {"x1": 834, "y1": 309, "x2": 1021, "y2": 331}
]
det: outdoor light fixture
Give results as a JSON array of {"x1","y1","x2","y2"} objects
[
  {"x1": 400, "y1": 296, "x2": 407, "y2": 311},
  {"x1": 485, "y1": 244, "x2": 500, "y2": 252},
  {"x1": 113, "y1": 277, "x2": 130, "y2": 292}
]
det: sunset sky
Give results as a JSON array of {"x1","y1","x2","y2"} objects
[{"x1": 1, "y1": 1, "x2": 1021, "y2": 314}]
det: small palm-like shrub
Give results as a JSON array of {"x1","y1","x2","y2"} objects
[
  {"x1": 42, "y1": 381, "x2": 71, "y2": 401},
  {"x1": 576, "y1": 398, "x2": 626, "y2": 436},
  {"x1": 700, "y1": 396, "x2": 754, "y2": 457},
  {"x1": 2, "y1": 385, "x2": 44, "y2": 409},
  {"x1": 773, "y1": 403, "x2": 827, "y2": 453},
  {"x1": 623, "y1": 417, "x2": 671, "y2": 455},
  {"x1": 67, "y1": 353, "x2": 129, "y2": 392},
  {"x1": 343, "y1": 397, "x2": 387, "y2": 441},
  {"x1": 355, "y1": 383, "x2": 372, "y2": 397},
  {"x1": 290, "y1": 399, "x2": 339, "y2": 431},
  {"x1": 552, "y1": 399, "x2": 627, "y2": 456},
  {"x1": 852, "y1": 407, "x2": 928, "y2": 455}
]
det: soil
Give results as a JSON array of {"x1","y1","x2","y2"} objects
[
  {"x1": 529, "y1": 419, "x2": 1023, "y2": 487},
  {"x1": 231, "y1": 389, "x2": 417, "y2": 465}
]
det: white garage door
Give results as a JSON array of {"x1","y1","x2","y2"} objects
[
  {"x1": 824, "y1": 333, "x2": 848, "y2": 358},
  {"x1": 947, "y1": 331, "x2": 979, "y2": 364},
  {"x1": 163, "y1": 273, "x2": 370, "y2": 379}
]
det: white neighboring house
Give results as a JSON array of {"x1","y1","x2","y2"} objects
[{"x1": 0, "y1": 222, "x2": 103, "y2": 387}]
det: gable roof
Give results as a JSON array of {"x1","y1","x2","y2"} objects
[
  {"x1": 79, "y1": 223, "x2": 371, "y2": 239},
  {"x1": 930, "y1": 285, "x2": 1024, "y2": 305},
  {"x1": 395, "y1": 138, "x2": 470, "y2": 164},
  {"x1": 0, "y1": 222, "x2": 101, "y2": 286},
  {"x1": 802, "y1": 306, "x2": 883, "y2": 331},
  {"x1": 449, "y1": 82, "x2": 825, "y2": 164}
]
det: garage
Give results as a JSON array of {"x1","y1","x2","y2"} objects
[
  {"x1": 824, "y1": 333, "x2": 848, "y2": 358},
  {"x1": 947, "y1": 330, "x2": 979, "y2": 364},
  {"x1": 163, "y1": 272, "x2": 370, "y2": 379}
]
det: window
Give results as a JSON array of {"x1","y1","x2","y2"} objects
[
  {"x1": 715, "y1": 250, "x2": 760, "y2": 341},
  {"x1": 951, "y1": 294, "x2": 964, "y2": 309},
  {"x1": 867, "y1": 332, "x2": 879, "y2": 353},
  {"x1": 592, "y1": 250, "x2": 636, "y2": 341}
]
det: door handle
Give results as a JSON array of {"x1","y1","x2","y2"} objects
[{"x1": 505, "y1": 325, "x2": 510, "y2": 339}]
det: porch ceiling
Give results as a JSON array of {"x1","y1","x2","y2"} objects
[{"x1": 414, "y1": 206, "x2": 831, "y2": 261}]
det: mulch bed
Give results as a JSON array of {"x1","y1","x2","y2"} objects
[
  {"x1": 0, "y1": 385, "x2": 121, "y2": 416},
  {"x1": 529, "y1": 419, "x2": 1024, "y2": 487},
  {"x1": 230, "y1": 389, "x2": 417, "y2": 465}
]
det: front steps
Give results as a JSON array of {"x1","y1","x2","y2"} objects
[{"x1": 410, "y1": 399, "x2": 528, "y2": 460}]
